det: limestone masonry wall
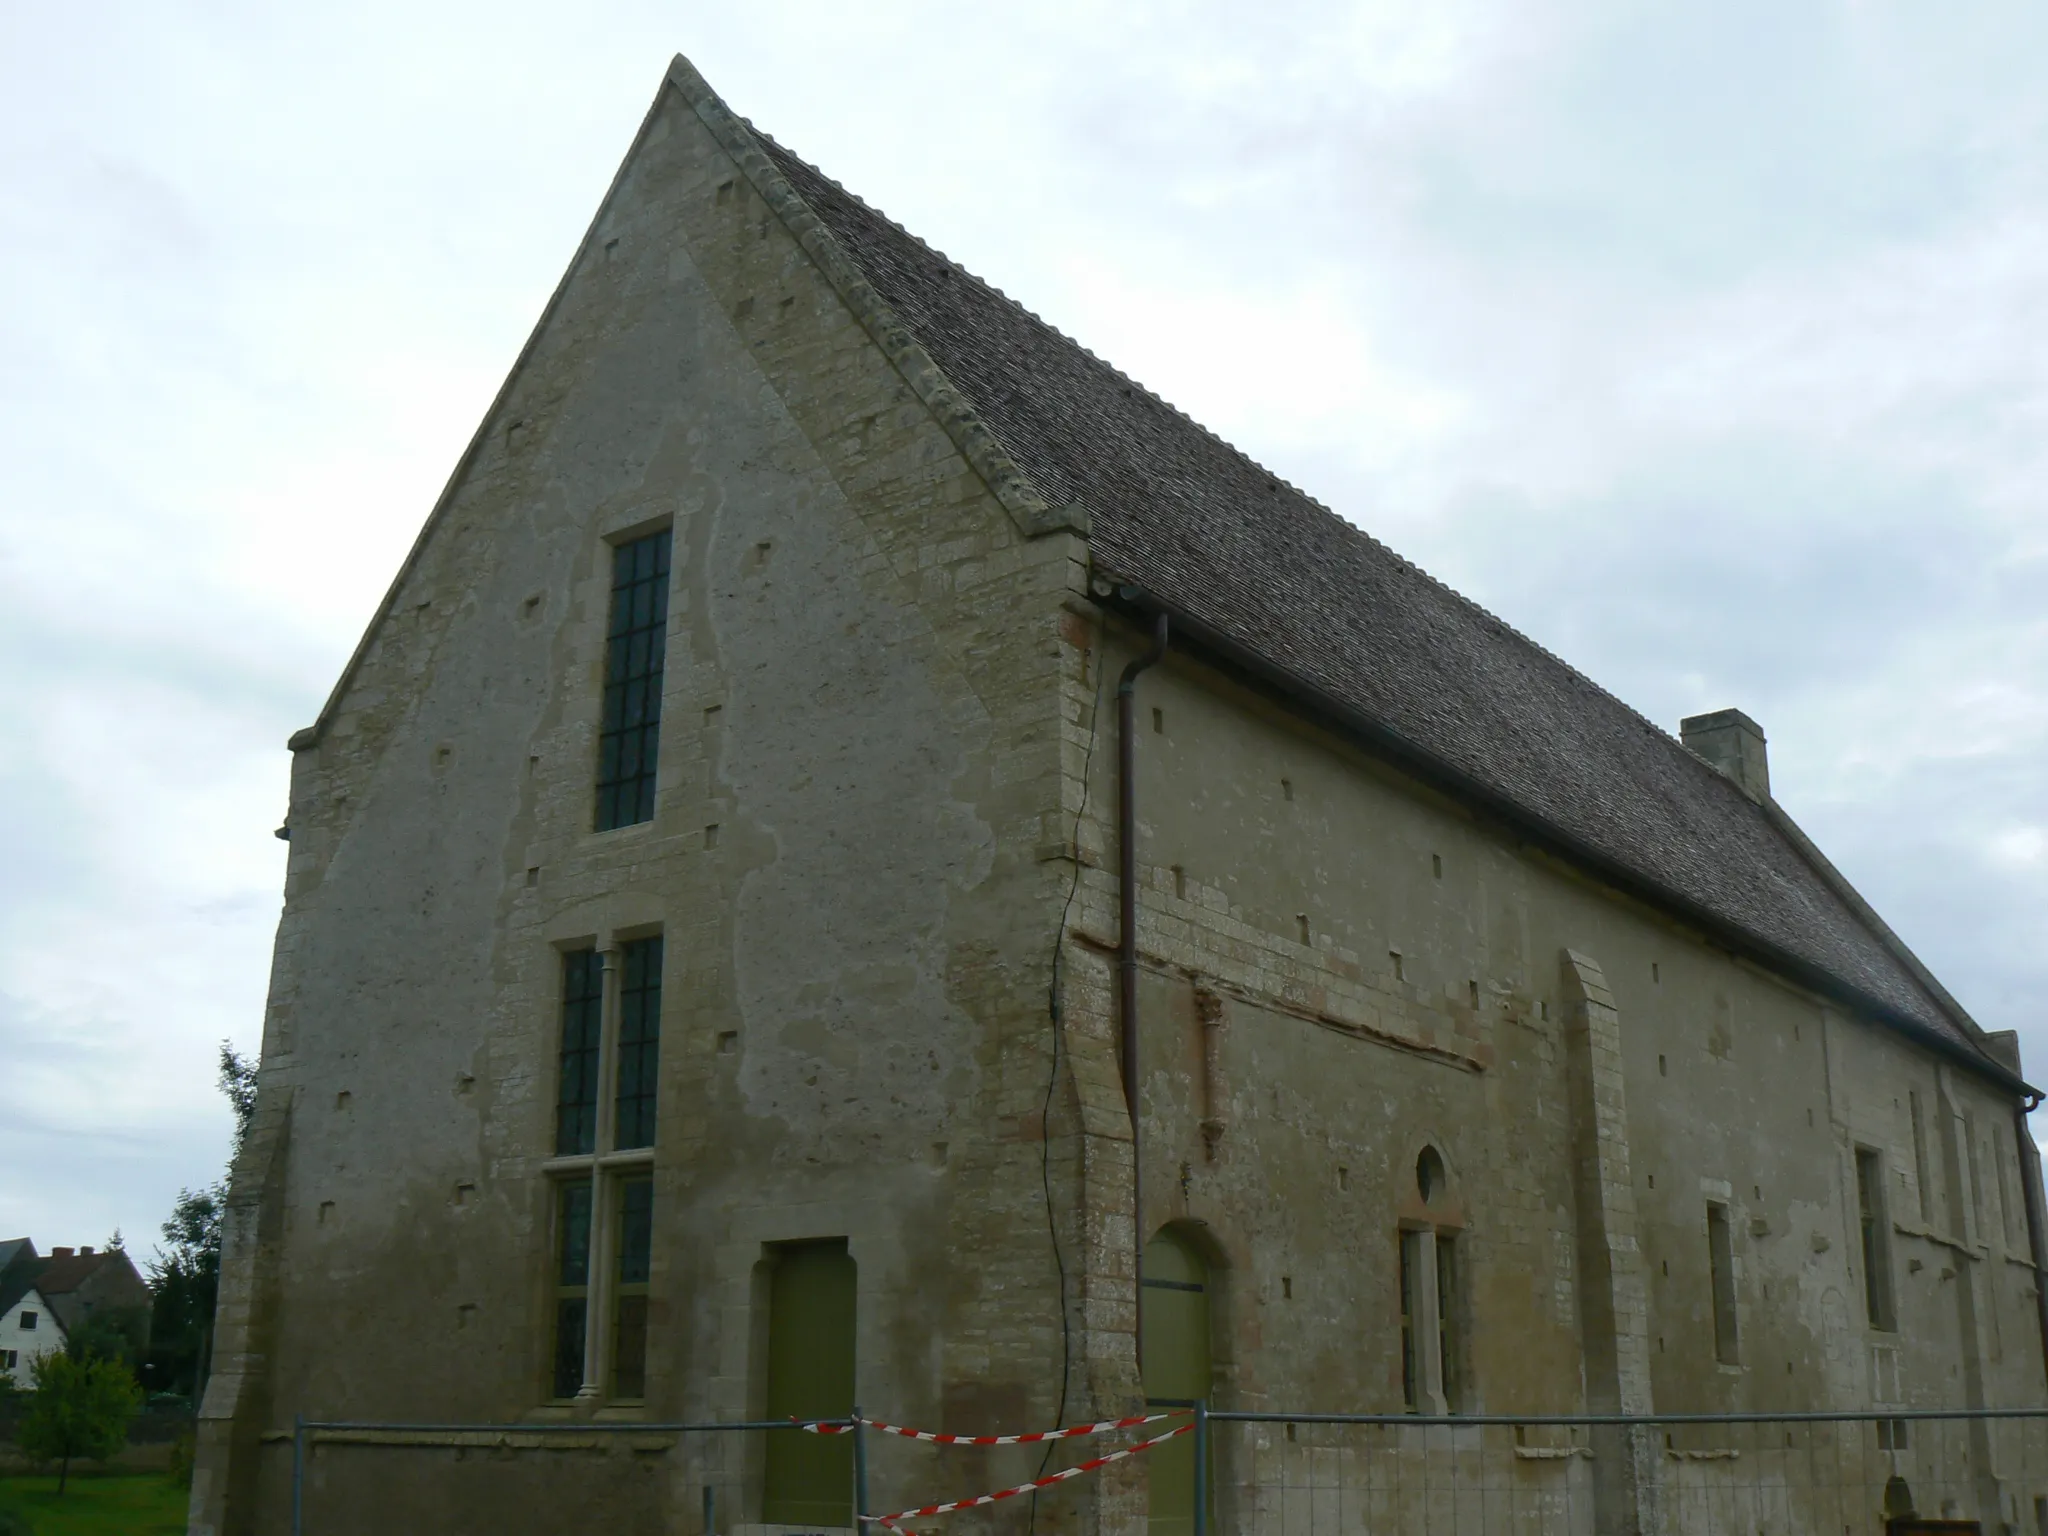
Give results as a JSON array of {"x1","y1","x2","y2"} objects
[
  {"x1": 193, "y1": 75, "x2": 1087, "y2": 1536},
  {"x1": 192, "y1": 63, "x2": 2044, "y2": 1536}
]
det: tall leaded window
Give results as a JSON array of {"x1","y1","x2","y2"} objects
[
  {"x1": 614, "y1": 938, "x2": 663, "y2": 1150},
  {"x1": 547, "y1": 936, "x2": 664, "y2": 1401},
  {"x1": 556, "y1": 950, "x2": 603, "y2": 1155},
  {"x1": 552, "y1": 1180, "x2": 593, "y2": 1400},
  {"x1": 595, "y1": 529, "x2": 673, "y2": 831},
  {"x1": 612, "y1": 1176, "x2": 654, "y2": 1399}
]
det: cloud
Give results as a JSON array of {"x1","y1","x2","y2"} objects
[
  {"x1": 963, "y1": 0, "x2": 2048, "y2": 1062},
  {"x1": 1990, "y1": 827, "x2": 2047, "y2": 870},
  {"x1": 2, "y1": 0, "x2": 2045, "y2": 1248}
]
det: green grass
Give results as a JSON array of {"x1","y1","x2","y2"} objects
[{"x1": 0, "y1": 1474, "x2": 187, "y2": 1536}]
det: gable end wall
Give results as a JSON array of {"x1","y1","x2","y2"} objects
[{"x1": 195, "y1": 75, "x2": 1090, "y2": 1536}]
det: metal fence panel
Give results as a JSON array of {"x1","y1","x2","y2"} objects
[
  {"x1": 283, "y1": 1407, "x2": 2048, "y2": 1535},
  {"x1": 1204, "y1": 1410, "x2": 2048, "y2": 1536}
]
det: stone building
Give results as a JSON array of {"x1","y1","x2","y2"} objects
[{"x1": 192, "y1": 54, "x2": 2048, "y2": 1536}]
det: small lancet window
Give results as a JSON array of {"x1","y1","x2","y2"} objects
[
  {"x1": 1856, "y1": 1148, "x2": 1897, "y2": 1331},
  {"x1": 1400, "y1": 1144, "x2": 1462, "y2": 1413},
  {"x1": 1707, "y1": 1202, "x2": 1741, "y2": 1363}
]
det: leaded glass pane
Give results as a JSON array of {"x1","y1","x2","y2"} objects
[
  {"x1": 552, "y1": 1298, "x2": 587, "y2": 1400},
  {"x1": 610, "y1": 1176, "x2": 653, "y2": 1400},
  {"x1": 555, "y1": 950, "x2": 602, "y2": 1155},
  {"x1": 614, "y1": 936, "x2": 662, "y2": 1149},
  {"x1": 617, "y1": 1177, "x2": 653, "y2": 1285},
  {"x1": 556, "y1": 1180, "x2": 592, "y2": 1286},
  {"x1": 611, "y1": 1294, "x2": 648, "y2": 1400},
  {"x1": 552, "y1": 1179, "x2": 593, "y2": 1400},
  {"x1": 595, "y1": 529, "x2": 671, "y2": 831}
]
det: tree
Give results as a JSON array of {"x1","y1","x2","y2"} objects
[
  {"x1": 143, "y1": 1187, "x2": 220, "y2": 1395},
  {"x1": 65, "y1": 1307, "x2": 150, "y2": 1373},
  {"x1": 16, "y1": 1350, "x2": 142, "y2": 1492},
  {"x1": 218, "y1": 1043, "x2": 258, "y2": 1153},
  {"x1": 143, "y1": 1042, "x2": 258, "y2": 1397}
]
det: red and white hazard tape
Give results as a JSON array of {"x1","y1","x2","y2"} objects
[
  {"x1": 856, "y1": 1419, "x2": 1193, "y2": 1535},
  {"x1": 806, "y1": 1411, "x2": 1182, "y2": 1447}
]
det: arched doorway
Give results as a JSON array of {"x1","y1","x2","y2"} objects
[{"x1": 1142, "y1": 1228, "x2": 1211, "y2": 1536}]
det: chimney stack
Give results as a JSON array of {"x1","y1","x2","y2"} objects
[
  {"x1": 1682, "y1": 708, "x2": 1770, "y2": 801},
  {"x1": 80, "y1": 1246, "x2": 94, "y2": 1256},
  {"x1": 52, "y1": 1247, "x2": 74, "y2": 1259}
]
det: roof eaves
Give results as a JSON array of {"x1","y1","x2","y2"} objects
[
  {"x1": 1761, "y1": 797, "x2": 1994, "y2": 1049},
  {"x1": 1102, "y1": 583, "x2": 2034, "y2": 1102},
  {"x1": 0, "y1": 1280, "x2": 47, "y2": 1322}
]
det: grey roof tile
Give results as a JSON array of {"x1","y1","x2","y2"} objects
[{"x1": 753, "y1": 134, "x2": 1990, "y2": 1069}]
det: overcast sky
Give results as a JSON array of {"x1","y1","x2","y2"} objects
[{"x1": 3, "y1": 3, "x2": 2043, "y2": 1255}]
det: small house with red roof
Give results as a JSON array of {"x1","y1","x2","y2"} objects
[{"x1": 0, "y1": 1240, "x2": 152, "y2": 1387}]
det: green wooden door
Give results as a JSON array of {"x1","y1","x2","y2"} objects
[
  {"x1": 763, "y1": 1240, "x2": 857, "y2": 1527},
  {"x1": 1142, "y1": 1231, "x2": 1211, "y2": 1536}
]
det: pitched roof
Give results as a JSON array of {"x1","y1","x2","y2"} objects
[
  {"x1": 0, "y1": 1250, "x2": 149, "y2": 1338},
  {"x1": 0, "y1": 1273, "x2": 46, "y2": 1326},
  {"x1": 684, "y1": 77, "x2": 2012, "y2": 1086},
  {"x1": 32, "y1": 1253, "x2": 124, "y2": 1298},
  {"x1": 0, "y1": 1241, "x2": 38, "y2": 1320}
]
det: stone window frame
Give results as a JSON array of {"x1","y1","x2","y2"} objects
[
  {"x1": 593, "y1": 524, "x2": 674, "y2": 833},
  {"x1": 1853, "y1": 1145, "x2": 1898, "y2": 1333},
  {"x1": 1705, "y1": 1200, "x2": 1742, "y2": 1365},
  {"x1": 543, "y1": 929, "x2": 664, "y2": 1405},
  {"x1": 1396, "y1": 1140, "x2": 1467, "y2": 1415}
]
